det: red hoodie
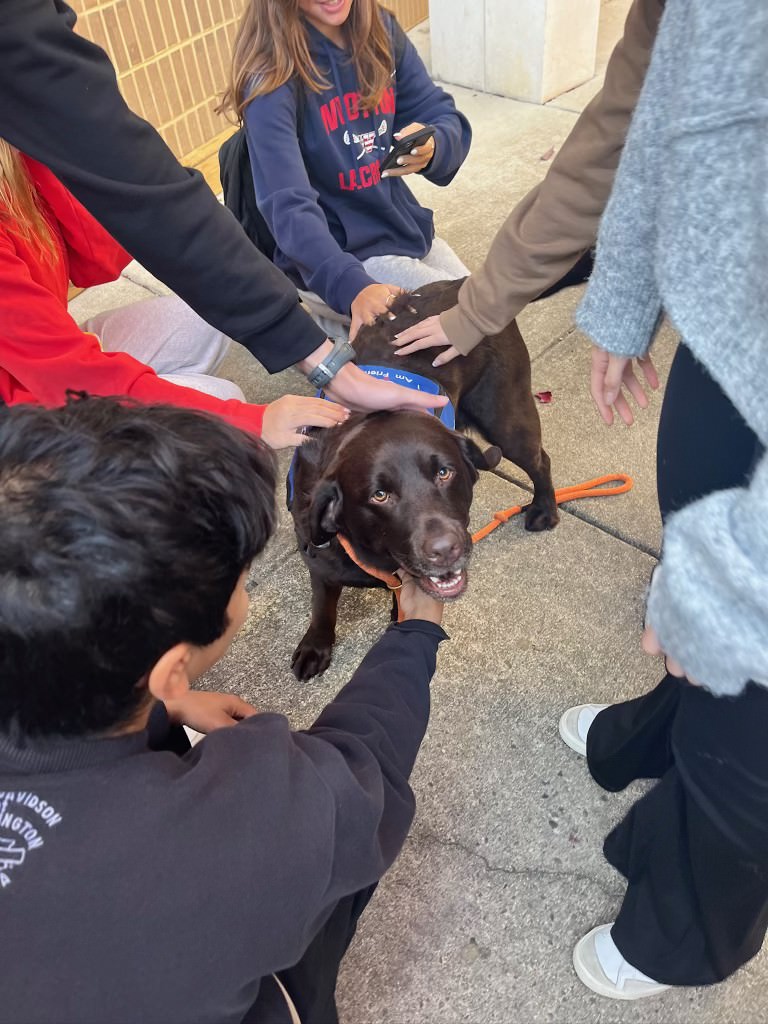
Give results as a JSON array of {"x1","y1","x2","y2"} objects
[{"x1": 0, "y1": 157, "x2": 265, "y2": 435}]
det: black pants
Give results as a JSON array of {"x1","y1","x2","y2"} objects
[
  {"x1": 586, "y1": 344, "x2": 768, "y2": 986},
  {"x1": 243, "y1": 885, "x2": 376, "y2": 1024}
]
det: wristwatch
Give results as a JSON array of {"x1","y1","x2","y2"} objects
[{"x1": 305, "y1": 338, "x2": 357, "y2": 389}]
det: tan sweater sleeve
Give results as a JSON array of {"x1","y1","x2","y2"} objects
[{"x1": 440, "y1": 0, "x2": 665, "y2": 355}]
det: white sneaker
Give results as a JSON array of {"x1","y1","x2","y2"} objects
[
  {"x1": 573, "y1": 924, "x2": 671, "y2": 1000},
  {"x1": 558, "y1": 704, "x2": 609, "y2": 756}
]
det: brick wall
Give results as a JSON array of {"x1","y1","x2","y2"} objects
[
  {"x1": 71, "y1": 0, "x2": 429, "y2": 172},
  {"x1": 389, "y1": 0, "x2": 428, "y2": 30},
  {"x1": 71, "y1": 0, "x2": 240, "y2": 163}
]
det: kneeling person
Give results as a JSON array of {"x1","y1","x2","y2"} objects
[{"x1": 0, "y1": 396, "x2": 445, "y2": 1024}]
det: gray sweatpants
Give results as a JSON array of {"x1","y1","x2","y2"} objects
[
  {"x1": 80, "y1": 294, "x2": 245, "y2": 402},
  {"x1": 299, "y1": 236, "x2": 470, "y2": 342}
]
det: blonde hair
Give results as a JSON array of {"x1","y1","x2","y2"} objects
[
  {"x1": 219, "y1": 0, "x2": 393, "y2": 122},
  {"x1": 0, "y1": 140, "x2": 56, "y2": 256}
]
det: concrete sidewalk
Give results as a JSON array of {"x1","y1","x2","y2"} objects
[{"x1": 69, "y1": 8, "x2": 766, "y2": 1018}]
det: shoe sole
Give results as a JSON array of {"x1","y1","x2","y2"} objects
[{"x1": 573, "y1": 926, "x2": 671, "y2": 1000}]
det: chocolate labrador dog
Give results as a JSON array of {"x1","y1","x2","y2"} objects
[{"x1": 289, "y1": 277, "x2": 558, "y2": 681}]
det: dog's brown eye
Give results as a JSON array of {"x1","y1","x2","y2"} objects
[
  {"x1": 437, "y1": 466, "x2": 454, "y2": 482},
  {"x1": 371, "y1": 489, "x2": 389, "y2": 503}
]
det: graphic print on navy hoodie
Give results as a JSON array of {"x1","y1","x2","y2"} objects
[{"x1": 243, "y1": 9, "x2": 471, "y2": 315}]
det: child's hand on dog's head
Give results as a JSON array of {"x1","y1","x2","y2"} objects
[{"x1": 396, "y1": 570, "x2": 444, "y2": 626}]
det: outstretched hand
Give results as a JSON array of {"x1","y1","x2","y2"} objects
[
  {"x1": 298, "y1": 340, "x2": 448, "y2": 414},
  {"x1": 325, "y1": 361, "x2": 449, "y2": 414},
  {"x1": 261, "y1": 395, "x2": 350, "y2": 449},
  {"x1": 165, "y1": 690, "x2": 259, "y2": 733},
  {"x1": 396, "y1": 570, "x2": 444, "y2": 625},
  {"x1": 391, "y1": 314, "x2": 462, "y2": 367},
  {"x1": 590, "y1": 346, "x2": 660, "y2": 425}
]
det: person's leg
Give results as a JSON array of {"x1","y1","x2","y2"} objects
[
  {"x1": 586, "y1": 342, "x2": 762, "y2": 780},
  {"x1": 161, "y1": 372, "x2": 245, "y2": 402},
  {"x1": 585, "y1": 673, "x2": 681, "y2": 791},
  {"x1": 657, "y1": 343, "x2": 761, "y2": 521},
  {"x1": 297, "y1": 290, "x2": 351, "y2": 345},
  {"x1": 297, "y1": 240, "x2": 468, "y2": 342},
  {"x1": 81, "y1": 294, "x2": 243, "y2": 397},
  {"x1": 574, "y1": 344, "x2": 767, "y2": 992},
  {"x1": 606, "y1": 680, "x2": 768, "y2": 986},
  {"x1": 419, "y1": 236, "x2": 471, "y2": 279},
  {"x1": 363, "y1": 237, "x2": 469, "y2": 293},
  {"x1": 242, "y1": 885, "x2": 377, "y2": 1024}
]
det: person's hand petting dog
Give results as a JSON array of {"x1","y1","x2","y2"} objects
[
  {"x1": 298, "y1": 339, "x2": 449, "y2": 415},
  {"x1": 380, "y1": 121, "x2": 436, "y2": 178},
  {"x1": 396, "y1": 570, "x2": 444, "y2": 626},
  {"x1": 391, "y1": 314, "x2": 461, "y2": 367},
  {"x1": 350, "y1": 282, "x2": 403, "y2": 340},
  {"x1": 590, "y1": 346, "x2": 660, "y2": 425},
  {"x1": 165, "y1": 690, "x2": 259, "y2": 733},
  {"x1": 261, "y1": 394, "x2": 350, "y2": 448}
]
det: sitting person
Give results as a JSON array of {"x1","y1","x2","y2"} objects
[
  {"x1": 219, "y1": 0, "x2": 472, "y2": 340},
  {"x1": 0, "y1": 139, "x2": 348, "y2": 448},
  {"x1": 0, "y1": 395, "x2": 446, "y2": 1024}
]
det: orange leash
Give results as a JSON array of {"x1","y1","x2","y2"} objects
[
  {"x1": 471, "y1": 473, "x2": 634, "y2": 543},
  {"x1": 338, "y1": 473, "x2": 634, "y2": 621}
]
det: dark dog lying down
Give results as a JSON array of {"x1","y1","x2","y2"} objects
[{"x1": 289, "y1": 278, "x2": 558, "y2": 681}]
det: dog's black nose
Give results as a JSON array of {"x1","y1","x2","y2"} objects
[{"x1": 424, "y1": 532, "x2": 463, "y2": 565}]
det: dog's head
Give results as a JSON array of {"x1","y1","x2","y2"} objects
[{"x1": 300, "y1": 411, "x2": 500, "y2": 600}]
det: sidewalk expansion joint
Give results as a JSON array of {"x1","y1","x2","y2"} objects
[
  {"x1": 409, "y1": 827, "x2": 623, "y2": 900},
  {"x1": 488, "y1": 467, "x2": 659, "y2": 560},
  {"x1": 529, "y1": 324, "x2": 580, "y2": 365}
]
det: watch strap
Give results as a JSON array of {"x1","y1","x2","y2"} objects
[{"x1": 306, "y1": 339, "x2": 356, "y2": 388}]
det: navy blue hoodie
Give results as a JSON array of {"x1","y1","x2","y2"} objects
[{"x1": 243, "y1": 10, "x2": 472, "y2": 315}]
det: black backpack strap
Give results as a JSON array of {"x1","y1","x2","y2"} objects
[
  {"x1": 219, "y1": 126, "x2": 277, "y2": 259},
  {"x1": 218, "y1": 78, "x2": 307, "y2": 261}
]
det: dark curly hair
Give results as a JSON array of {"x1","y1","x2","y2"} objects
[{"x1": 0, "y1": 396, "x2": 276, "y2": 737}]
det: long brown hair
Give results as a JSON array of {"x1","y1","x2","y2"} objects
[
  {"x1": 219, "y1": 0, "x2": 393, "y2": 123},
  {"x1": 0, "y1": 140, "x2": 56, "y2": 256}
]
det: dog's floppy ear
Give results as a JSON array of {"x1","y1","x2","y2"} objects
[
  {"x1": 455, "y1": 435, "x2": 502, "y2": 479},
  {"x1": 309, "y1": 479, "x2": 343, "y2": 546}
]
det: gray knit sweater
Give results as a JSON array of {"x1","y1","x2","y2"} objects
[{"x1": 577, "y1": 0, "x2": 768, "y2": 697}]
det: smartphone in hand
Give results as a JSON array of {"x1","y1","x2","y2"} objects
[{"x1": 380, "y1": 125, "x2": 436, "y2": 173}]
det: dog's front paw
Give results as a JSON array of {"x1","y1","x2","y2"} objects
[
  {"x1": 291, "y1": 628, "x2": 334, "y2": 681},
  {"x1": 524, "y1": 501, "x2": 560, "y2": 532}
]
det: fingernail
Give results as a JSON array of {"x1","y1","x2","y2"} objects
[
  {"x1": 381, "y1": 170, "x2": 389, "y2": 178},
  {"x1": 394, "y1": 332, "x2": 401, "y2": 338},
  {"x1": 396, "y1": 157, "x2": 404, "y2": 165},
  {"x1": 410, "y1": 149, "x2": 418, "y2": 155}
]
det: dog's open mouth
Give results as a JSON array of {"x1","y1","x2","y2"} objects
[{"x1": 414, "y1": 567, "x2": 468, "y2": 601}]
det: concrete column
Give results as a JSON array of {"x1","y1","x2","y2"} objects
[{"x1": 429, "y1": 0, "x2": 601, "y2": 104}]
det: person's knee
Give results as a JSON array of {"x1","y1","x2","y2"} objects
[{"x1": 161, "y1": 372, "x2": 245, "y2": 403}]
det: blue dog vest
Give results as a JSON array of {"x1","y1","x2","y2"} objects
[{"x1": 287, "y1": 365, "x2": 455, "y2": 507}]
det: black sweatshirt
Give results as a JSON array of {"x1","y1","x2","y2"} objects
[
  {"x1": 0, "y1": 621, "x2": 446, "y2": 1024},
  {"x1": 0, "y1": 0, "x2": 327, "y2": 373}
]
